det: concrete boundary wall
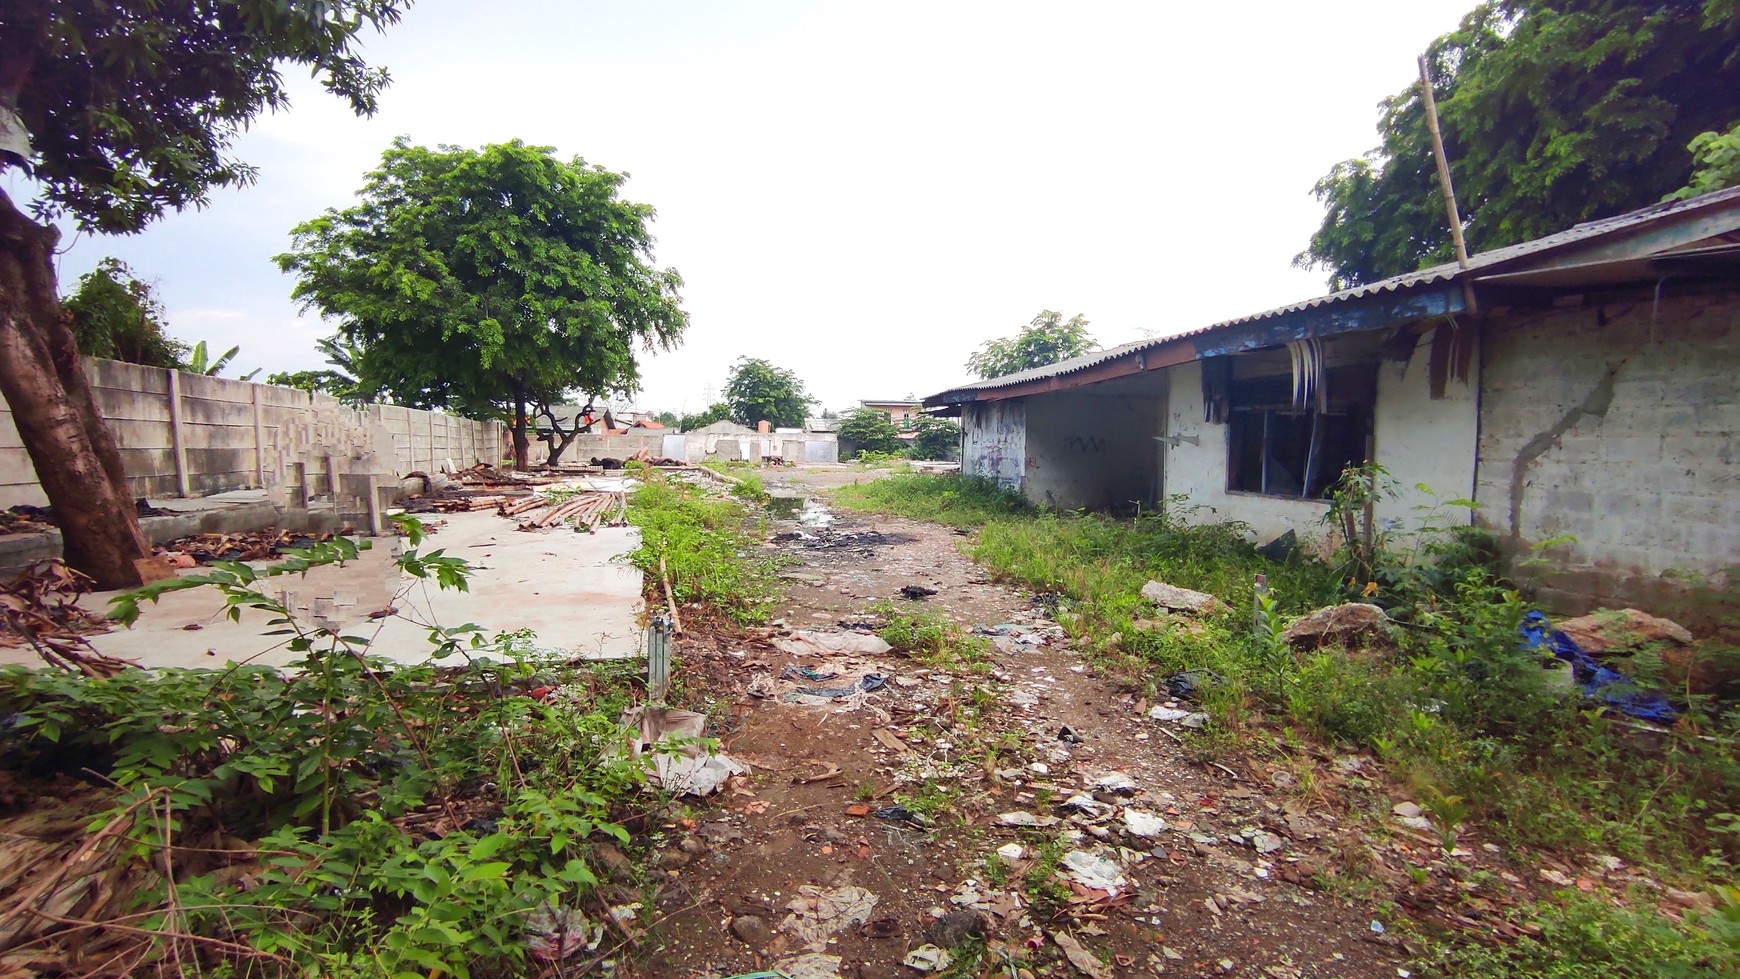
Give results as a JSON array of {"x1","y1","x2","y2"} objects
[{"x1": 0, "y1": 357, "x2": 505, "y2": 510}]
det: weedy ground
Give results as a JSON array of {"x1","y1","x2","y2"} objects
[{"x1": 833, "y1": 471, "x2": 1740, "y2": 977}]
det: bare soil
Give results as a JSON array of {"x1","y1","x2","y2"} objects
[{"x1": 644, "y1": 469, "x2": 1430, "y2": 978}]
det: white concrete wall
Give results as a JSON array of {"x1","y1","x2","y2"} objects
[
  {"x1": 1023, "y1": 390, "x2": 1161, "y2": 510},
  {"x1": 1160, "y1": 364, "x2": 1333, "y2": 541},
  {"x1": 0, "y1": 358, "x2": 502, "y2": 509},
  {"x1": 1475, "y1": 292, "x2": 1740, "y2": 618},
  {"x1": 962, "y1": 401, "x2": 1025, "y2": 489},
  {"x1": 1372, "y1": 331, "x2": 1480, "y2": 531}
]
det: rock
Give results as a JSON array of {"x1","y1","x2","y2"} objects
[
  {"x1": 1130, "y1": 614, "x2": 1206, "y2": 636},
  {"x1": 1282, "y1": 603, "x2": 1387, "y2": 648},
  {"x1": 730, "y1": 914, "x2": 772, "y2": 948},
  {"x1": 996, "y1": 843, "x2": 1026, "y2": 861},
  {"x1": 1122, "y1": 809, "x2": 1167, "y2": 838},
  {"x1": 1392, "y1": 801, "x2": 1424, "y2": 819},
  {"x1": 656, "y1": 849, "x2": 692, "y2": 869},
  {"x1": 1557, "y1": 608, "x2": 1693, "y2": 655},
  {"x1": 678, "y1": 834, "x2": 706, "y2": 854},
  {"x1": 926, "y1": 909, "x2": 987, "y2": 948},
  {"x1": 1666, "y1": 888, "x2": 1716, "y2": 912},
  {"x1": 1140, "y1": 580, "x2": 1224, "y2": 616},
  {"x1": 1251, "y1": 832, "x2": 1284, "y2": 854},
  {"x1": 592, "y1": 842, "x2": 636, "y2": 882}
]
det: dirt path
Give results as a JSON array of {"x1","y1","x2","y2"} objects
[{"x1": 647, "y1": 470, "x2": 1412, "y2": 978}]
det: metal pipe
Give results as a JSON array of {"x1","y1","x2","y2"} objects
[{"x1": 647, "y1": 615, "x2": 671, "y2": 705}]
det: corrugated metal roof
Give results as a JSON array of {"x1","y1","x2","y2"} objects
[{"x1": 927, "y1": 187, "x2": 1740, "y2": 405}]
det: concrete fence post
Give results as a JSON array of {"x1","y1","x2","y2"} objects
[
  {"x1": 166, "y1": 370, "x2": 192, "y2": 498},
  {"x1": 427, "y1": 411, "x2": 436, "y2": 473},
  {"x1": 251, "y1": 385, "x2": 266, "y2": 489}
]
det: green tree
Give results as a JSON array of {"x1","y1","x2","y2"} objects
[
  {"x1": 1670, "y1": 122, "x2": 1740, "y2": 201},
  {"x1": 966, "y1": 311, "x2": 1097, "y2": 379},
  {"x1": 653, "y1": 410, "x2": 681, "y2": 428},
  {"x1": 1297, "y1": 1, "x2": 1740, "y2": 289},
  {"x1": 677, "y1": 403, "x2": 731, "y2": 432},
  {"x1": 723, "y1": 357, "x2": 813, "y2": 429},
  {"x1": 837, "y1": 407, "x2": 902, "y2": 459},
  {"x1": 0, "y1": 0, "x2": 408, "y2": 586},
  {"x1": 909, "y1": 417, "x2": 959, "y2": 461},
  {"x1": 61, "y1": 258, "x2": 185, "y2": 368},
  {"x1": 182, "y1": 339, "x2": 241, "y2": 376},
  {"x1": 278, "y1": 139, "x2": 688, "y2": 469}
]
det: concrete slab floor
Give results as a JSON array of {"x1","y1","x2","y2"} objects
[{"x1": 0, "y1": 511, "x2": 646, "y2": 670}]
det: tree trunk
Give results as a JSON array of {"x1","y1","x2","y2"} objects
[
  {"x1": 511, "y1": 384, "x2": 530, "y2": 470},
  {"x1": 0, "y1": 189, "x2": 151, "y2": 588}
]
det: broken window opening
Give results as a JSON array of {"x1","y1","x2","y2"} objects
[{"x1": 1222, "y1": 362, "x2": 1373, "y2": 500}]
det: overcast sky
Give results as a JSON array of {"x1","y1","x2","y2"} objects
[{"x1": 17, "y1": 0, "x2": 1478, "y2": 415}]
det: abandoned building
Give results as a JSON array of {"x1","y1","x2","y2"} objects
[{"x1": 925, "y1": 188, "x2": 1740, "y2": 622}]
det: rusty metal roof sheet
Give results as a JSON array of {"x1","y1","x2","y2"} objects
[{"x1": 927, "y1": 187, "x2": 1740, "y2": 405}]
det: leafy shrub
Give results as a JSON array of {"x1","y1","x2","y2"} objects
[{"x1": 626, "y1": 471, "x2": 780, "y2": 623}]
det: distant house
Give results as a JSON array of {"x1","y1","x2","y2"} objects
[
  {"x1": 858, "y1": 399, "x2": 924, "y2": 430},
  {"x1": 925, "y1": 189, "x2": 1740, "y2": 624}
]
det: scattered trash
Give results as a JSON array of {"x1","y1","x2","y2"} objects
[
  {"x1": 775, "y1": 630, "x2": 894, "y2": 657},
  {"x1": 772, "y1": 953, "x2": 844, "y2": 979},
  {"x1": 620, "y1": 706, "x2": 746, "y2": 796},
  {"x1": 1257, "y1": 529, "x2": 1298, "y2": 562},
  {"x1": 1521, "y1": 611, "x2": 1677, "y2": 721},
  {"x1": 790, "y1": 673, "x2": 888, "y2": 699},
  {"x1": 926, "y1": 909, "x2": 987, "y2": 948},
  {"x1": 1057, "y1": 725, "x2": 1083, "y2": 744},
  {"x1": 523, "y1": 902, "x2": 602, "y2": 961},
  {"x1": 781, "y1": 885, "x2": 878, "y2": 950},
  {"x1": 900, "y1": 584, "x2": 938, "y2": 600},
  {"x1": 997, "y1": 811, "x2": 1060, "y2": 828},
  {"x1": 784, "y1": 665, "x2": 840, "y2": 682},
  {"x1": 904, "y1": 944, "x2": 955, "y2": 972},
  {"x1": 1122, "y1": 810, "x2": 1167, "y2": 838},
  {"x1": 1166, "y1": 670, "x2": 1224, "y2": 700},
  {"x1": 1091, "y1": 772, "x2": 1139, "y2": 795},
  {"x1": 1059, "y1": 794, "x2": 1113, "y2": 817},
  {"x1": 1147, "y1": 706, "x2": 1191, "y2": 722},
  {"x1": 1370, "y1": 920, "x2": 1386, "y2": 935},
  {"x1": 1049, "y1": 930, "x2": 1112, "y2": 979},
  {"x1": 874, "y1": 805, "x2": 928, "y2": 826},
  {"x1": 996, "y1": 842, "x2": 1026, "y2": 861},
  {"x1": 1060, "y1": 849, "x2": 1127, "y2": 894},
  {"x1": 1140, "y1": 579, "x2": 1225, "y2": 615}
]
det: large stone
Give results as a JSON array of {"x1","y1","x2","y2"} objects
[
  {"x1": 1556, "y1": 608, "x2": 1694, "y2": 656},
  {"x1": 1140, "y1": 580, "x2": 1224, "y2": 616},
  {"x1": 1281, "y1": 603, "x2": 1387, "y2": 648}
]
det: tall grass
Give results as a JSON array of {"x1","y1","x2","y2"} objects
[
  {"x1": 625, "y1": 473, "x2": 779, "y2": 624},
  {"x1": 833, "y1": 473, "x2": 1740, "y2": 878}
]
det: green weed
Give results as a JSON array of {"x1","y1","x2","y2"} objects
[{"x1": 625, "y1": 471, "x2": 781, "y2": 624}]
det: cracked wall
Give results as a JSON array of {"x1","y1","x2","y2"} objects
[{"x1": 1475, "y1": 292, "x2": 1740, "y2": 619}]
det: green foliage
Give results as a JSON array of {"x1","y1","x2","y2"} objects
[
  {"x1": 723, "y1": 357, "x2": 813, "y2": 429},
  {"x1": 832, "y1": 473, "x2": 1034, "y2": 527},
  {"x1": 1433, "y1": 888, "x2": 1739, "y2": 977},
  {"x1": 652, "y1": 410, "x2": 681, "y2": 427},
  {"x1": 1671, "y1": 121, "x2": 1740, "y2": 201},
  {"x1": 10, "y1": 0, "x2": 410, "y2": 234},
  {"x1": 1298, "y1": 1, "x2": 1740, "y2": 289},
  {"x1": 277, "y1": 138, "x2": 688, "y2": 458},
  {"x1": 872, "y1": 601, "x2": 992, "y2": 671},
  {"x1": 842, "y1": 472, "x2": 1740, "y2": 877},
  {"x1": 625, "y1": 471, "x2": 780, "y2": 623},
  {"x1": 838, "y1": 407, "x2": 902, "y2": 458},
  {"x1": 61, "y1": 258, "x2": 185, "y2": 367},
  {"x1": 0, "y1": 515, "x2": 662, "y2": 976},
  {"x1": 266, "y1": 336, "x2": 382, "y2": 405},
  {"x1": 730, "y1": 471, "x2": 770, "y2": 504},
  {"x1": 181, "y1": 338, "x2": 240, "y2": 376},
  {"x1": 909, "y1": 416, "x2": 960, "y2": 461},
  {"x1": 966, "y1": 310, "x2": 1097, "y2": 379},
  {"x1": 677, "y1": 402, "x2": 732, "y2": 432}
]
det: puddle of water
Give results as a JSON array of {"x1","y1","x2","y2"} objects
[
  {"x1": 798, "y1": 499, "x2": 835, "y2": 529},
  {"x1": 766, "y1": 492, "x2": 803, "y2": 518}
]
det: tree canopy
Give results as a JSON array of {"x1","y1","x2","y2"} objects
[
  {"x1": 837, "y1": 407, "x2": 901, "y2": 459},
  {"x1": 966, "y1": 311, "x2": 1097, "y2": 379},
  {"x1": 909, "y1": 417, "x2": 959, "y2": 461},
  {"x1": 0, "y1": 0, "x2": 409, "y2": 586},
  {"x1": 62, "y1": 259, "x2": 185, "y2": 368},
  {"x1": 278, "y1": 139, "x2": 688, "y2": 467},
  {"x1": 723, "y1": 358, "x2": 813, "y2": 429},
  {"x1": 1297, "y1": 1, "x2": 1740, "y2": 290}
]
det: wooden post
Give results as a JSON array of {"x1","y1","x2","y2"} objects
[
  {"x1": 1418, "y1": 54, "x2": 1470, "y2": 270},
  {"x1": 251, "y1": 384, "x2": 266, "y2": 489},
  {"x1": 166, "y1": 370, "x2": 191, "y2": 498}
]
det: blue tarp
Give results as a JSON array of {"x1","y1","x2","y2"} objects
[{"x1": 1520, "y1": 610, "x2": 1677, "y2": 722}]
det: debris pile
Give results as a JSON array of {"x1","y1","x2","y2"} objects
[
  {"x1": 0, "y1": 560, "x2": 129, "y2": 675},
  {"x1": 155, "y1": 529, "x2": 342, "y2": 564},
  {"x1": 506, "y1": 492, "x2": 623, "y2": 531}
]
